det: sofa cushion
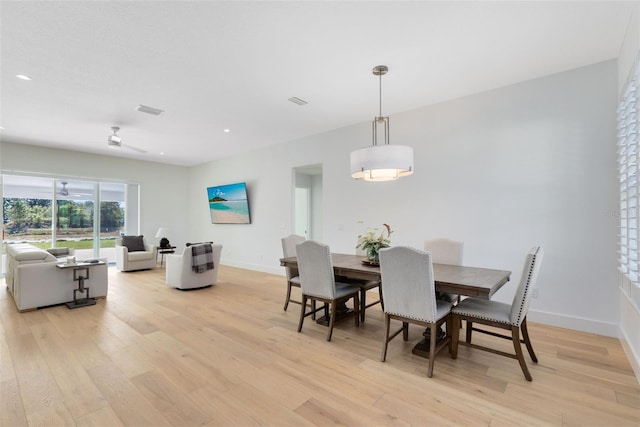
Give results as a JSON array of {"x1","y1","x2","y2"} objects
[
  {"x1": 47, "y1": 247, "x2": 71, "y2": 257},
  {"x1": 122, "y1": 235, "x2": 146, "y2": 252},
  {"x1": 14, "y1": 250, "x2": 56, "y2": 262}
]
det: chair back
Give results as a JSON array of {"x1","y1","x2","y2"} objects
[
  {"x1": 510, "y1": 246, "x2": 544, "y2": 326},
  {"x1": 424, "y1": 238, "x2": 463, "y2": 265},
  {"x1": 281, "y1": 234, "x2": 305, "y2": 280},
  {"x1": 379, "y1": 246, "x2": 438, "y2": 322},
  {"x1": 296, "y1": 240, "x2": 336, "y2": 299}
]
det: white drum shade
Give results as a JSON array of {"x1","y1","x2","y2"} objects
[{"x1": 350, "y1": 144, "x2": 414, "y2": 182}]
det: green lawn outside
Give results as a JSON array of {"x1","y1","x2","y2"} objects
[{"x1": 2, "y1": 238, "x2": 116, "y2": 253}]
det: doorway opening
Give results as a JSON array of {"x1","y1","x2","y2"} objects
[{"x1": 293, "y1": 164, "x2": 322, "y2": 241}]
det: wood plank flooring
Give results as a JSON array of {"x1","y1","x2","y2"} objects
[{"x1": 1, "y1": 265, "x2": 639, "y2": 426}]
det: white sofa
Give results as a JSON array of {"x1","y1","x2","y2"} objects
[
  {"x1": 5, "y1": 243, "x2": 108, "y2": 312},
  {"x1": 115, "y1": 236, "x2": 156, "y2": 272},
  {"x1": 166, "y1": 244, "x2": 222, "y2": 289}
]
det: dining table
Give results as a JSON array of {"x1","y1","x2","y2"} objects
[{"x1": 280, "y1": 253, "x2": 512, "y2": 358}]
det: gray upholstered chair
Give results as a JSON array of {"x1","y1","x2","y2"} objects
[
  {"x1": 451, "y1": 246, "x2": 543, "y2": 381},
  {"x1": 296, "y1": 240, "x2": 360, "y2": 342},
  {"x1": 424, "y1": 238, "x2": 464, "y2": 304},
  {"x1": 115, "y1": 236, "x2": 156, "y2": 272},
  {"x1": 379, "y1": 246, "x2": 453, "y2": 378},
  {"x1": 281, "y1": 234, "x2": 306, "y2": 311}
]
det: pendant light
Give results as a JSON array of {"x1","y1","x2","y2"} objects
[{"x1": 350, "y1": 65, "x2": 413, "y2": 182}]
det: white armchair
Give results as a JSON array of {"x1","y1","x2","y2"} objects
[
  {"x1": 115, "y1": 236, "x2": 156, "y2": 272},
  {"x1": 166, "y1": 244, "x2": 222, "y2": 290}
]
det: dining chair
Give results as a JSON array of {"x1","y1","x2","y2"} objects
[
  {"x1": 450, "y1": 246, "x2": 544, "y2": 381},
  {"x1": 424, "y1": 238, "x2": 464, "y2": 304},
  {"x1": 378, "y1": 246, "x2": 453, "y2": 378},
  {"x1": 296, "y1": 240, "x2": 360, "y2": 342},
  {"x1": 281, "y1": 234, "x2": 306, "y2": 312}
]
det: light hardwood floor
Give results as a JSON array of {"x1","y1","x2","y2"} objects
[{"x1": 1, "y1": 265, "x2": 639, "y2": 426}]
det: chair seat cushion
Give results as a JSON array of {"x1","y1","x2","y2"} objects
[
  {"x1": 122, "y1": 235, "x2": 146, "y2": 252},
  {"x1": 437, "y1": 292, "x2": 459, "y2": 303},
  {"x1": 386, "y1": 299, "x2": 452, "y2": 322},
  {"x1": 317, "y1": 282, "x2": 359, "y2": 299},
  {"x1": 334, "y1": 282, "x2": 361, "y2": 298},
  {"x1": 128, "y1": 251, "x2": 154, "y2": 261},
  {"x1": 289, "y1": 276, "x2": 301, "y2": 286},
  {"x1": 452, "y1": 297, "x2": 512, "y2": 325}
]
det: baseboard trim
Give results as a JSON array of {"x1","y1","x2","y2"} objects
[
  {"x1": 620, "y1": 329, "x2": 640, "y2": 384},
  {"x1": 220, "y1": 260, "x2": 283, "y2": 276},
  {"x1": 527, "y1": 309, "x2": 618, "y2": 337}
]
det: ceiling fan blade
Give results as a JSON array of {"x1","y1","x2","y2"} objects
[{"x1": 123, "y1": 144, "x2": 147, "y2": 154}]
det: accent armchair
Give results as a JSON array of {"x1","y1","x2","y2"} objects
[
  {"x1": 166, "y1": 243, "x2": 222, "y2": 290},
  {"x1": 115, "y1": 236, "x2": 156, "y2": 272}
]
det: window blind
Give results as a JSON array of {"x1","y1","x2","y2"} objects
[{"x1": 618, "y1": 65, "x2": 640, "y2": 285}]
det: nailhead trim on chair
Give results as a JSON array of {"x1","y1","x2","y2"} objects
[{"x1": 514, "y1": 248, "x2": 538, "y2": 326}]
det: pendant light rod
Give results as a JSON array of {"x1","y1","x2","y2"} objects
[
  {"x1": 373, "y1": 65, "x2": 388, "y2": 119},
  {"x1": 372, "y1": 65, "x2": 389, "y2": 146}
]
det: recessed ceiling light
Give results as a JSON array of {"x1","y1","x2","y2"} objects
[
  {"x1": 159, "y1": 152, "x2": 165, "y2": 155},
  {"x1": 0, "y1": 126, "x2": 4, "y2": 130},
  {"x1": 223, "y1": 129, "x2": 231, "y2": 133},
  {"x1": 16, "y1": 74, "x2": 32, "y2": 81}
]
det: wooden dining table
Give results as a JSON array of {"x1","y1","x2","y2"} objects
[
  {"x1": 280, "y1": 253, "x2": 511, "y2": 300},
  {"x1": 280, "y1": 253, "x2": 512, "y2": 358}
]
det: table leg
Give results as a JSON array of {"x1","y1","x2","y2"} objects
[
  {"x1": 412, "y1": 326, "x2": 446, "y2": 358},
  {"x1": 66, "y1": 269, "x2": 96, "y2": 309},
  {"x1": 315, "y1": 301, "x2": 353, "y2": 326}
]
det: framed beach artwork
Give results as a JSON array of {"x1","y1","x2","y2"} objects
[{"x1": 207, "y1": 182, "x2": 251, "y2": 224}]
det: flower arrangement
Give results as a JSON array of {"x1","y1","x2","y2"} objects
[{"x1": 356, "y1": 223, "x2": 393, "y2": 263}]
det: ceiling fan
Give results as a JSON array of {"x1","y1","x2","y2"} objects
[
  {"x1": 58, "y1": 181, "x2": 69, "y2": 196},
  {"x1": 56, "y1": 181, "x2": 93, "y2": 198},
  {"x1": 108, "y1": 126, "x2": 147, "y2": 153}
]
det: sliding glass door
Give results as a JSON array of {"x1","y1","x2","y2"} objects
[{"x1": 2, "y1": 174, "x2": 136, "y2": 274}]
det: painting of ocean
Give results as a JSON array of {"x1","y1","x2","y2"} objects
[{"x1": 207, "y1": 182, "x2": 251, "y2": 224}]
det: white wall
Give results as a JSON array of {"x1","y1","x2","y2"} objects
[
  {"x1": 189, "y1": 61, "x2": 619, "y2": 338},
  {"x1": 617, "y1": 2, "x2": 640, "y2": 380},
  {"x1": 0, "y1": 142, "x2": 190, "y2": 248}
]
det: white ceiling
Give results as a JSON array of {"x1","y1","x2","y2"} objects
[{"x1": 0, "y1": 1, "x2": 634, "y2": 167}]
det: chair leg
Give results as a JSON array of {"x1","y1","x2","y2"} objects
[
  {"x1": 427, "y1": 323, "x2": 437, "y2": 378},
  {"x1": 297, "y1": 295, "x2": 308, "y2": 333},
  {"x1": 283, "y1": 282, "x2": 292, "y2": 311},
  {"x1": 327, "y1": 300, "x2": 337, "y2": 342},
  {"x1": 381, "y1": 313, "x2": 391, "y2": 362},
  {"x1": 378, "y1": 285, "x2": 384, "y2": 311},
  {"x1": 511, "y1": 325, "x2": 532, "y2": 381},
  {"x1": 446, "y1": 315, "x2": 453, "y2": 354},
  {"x1": 402, "y1": 322, "x2": 409, "y2": 341},
  {"x1": 311, "y1": 300, "x2": 316, "y2": 321},
  {"x1": 451, "y1": 314, "x2": 460, "y2": 359},
  {"x1": 465, "y1": 320, "x2": 473, "y2": 343},
  {"x1": 521, "y1": 317, "x2": 538, "y2": 363},
  {"x1": 360, "y1": 289, "x2": 366, "y2": 323},
  {"x1": 353, "y1": 293, "x2": 360, "y2": 327}
]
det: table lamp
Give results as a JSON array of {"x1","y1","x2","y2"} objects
[{"x1": 155, "y1": 227, "x2": 170, "y2": 248}]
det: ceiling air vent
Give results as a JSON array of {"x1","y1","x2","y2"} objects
[
  {"x1": 288, "y1": 97, "x2": 308, "y2": 106},
  {"x1": 136, "y1": 104, "x2": 164, "y2": 115}
]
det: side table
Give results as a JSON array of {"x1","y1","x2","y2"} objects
[
  {"x1": 157, "y1": 246, "x2": 176, "y2": 266},
  {"x1": 56, "y1": 260, "x2": 106, "y2": 309}
]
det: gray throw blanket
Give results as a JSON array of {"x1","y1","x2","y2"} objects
[{"x1": 191, "y1": 244, "x2": 214, "y2": 273}]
